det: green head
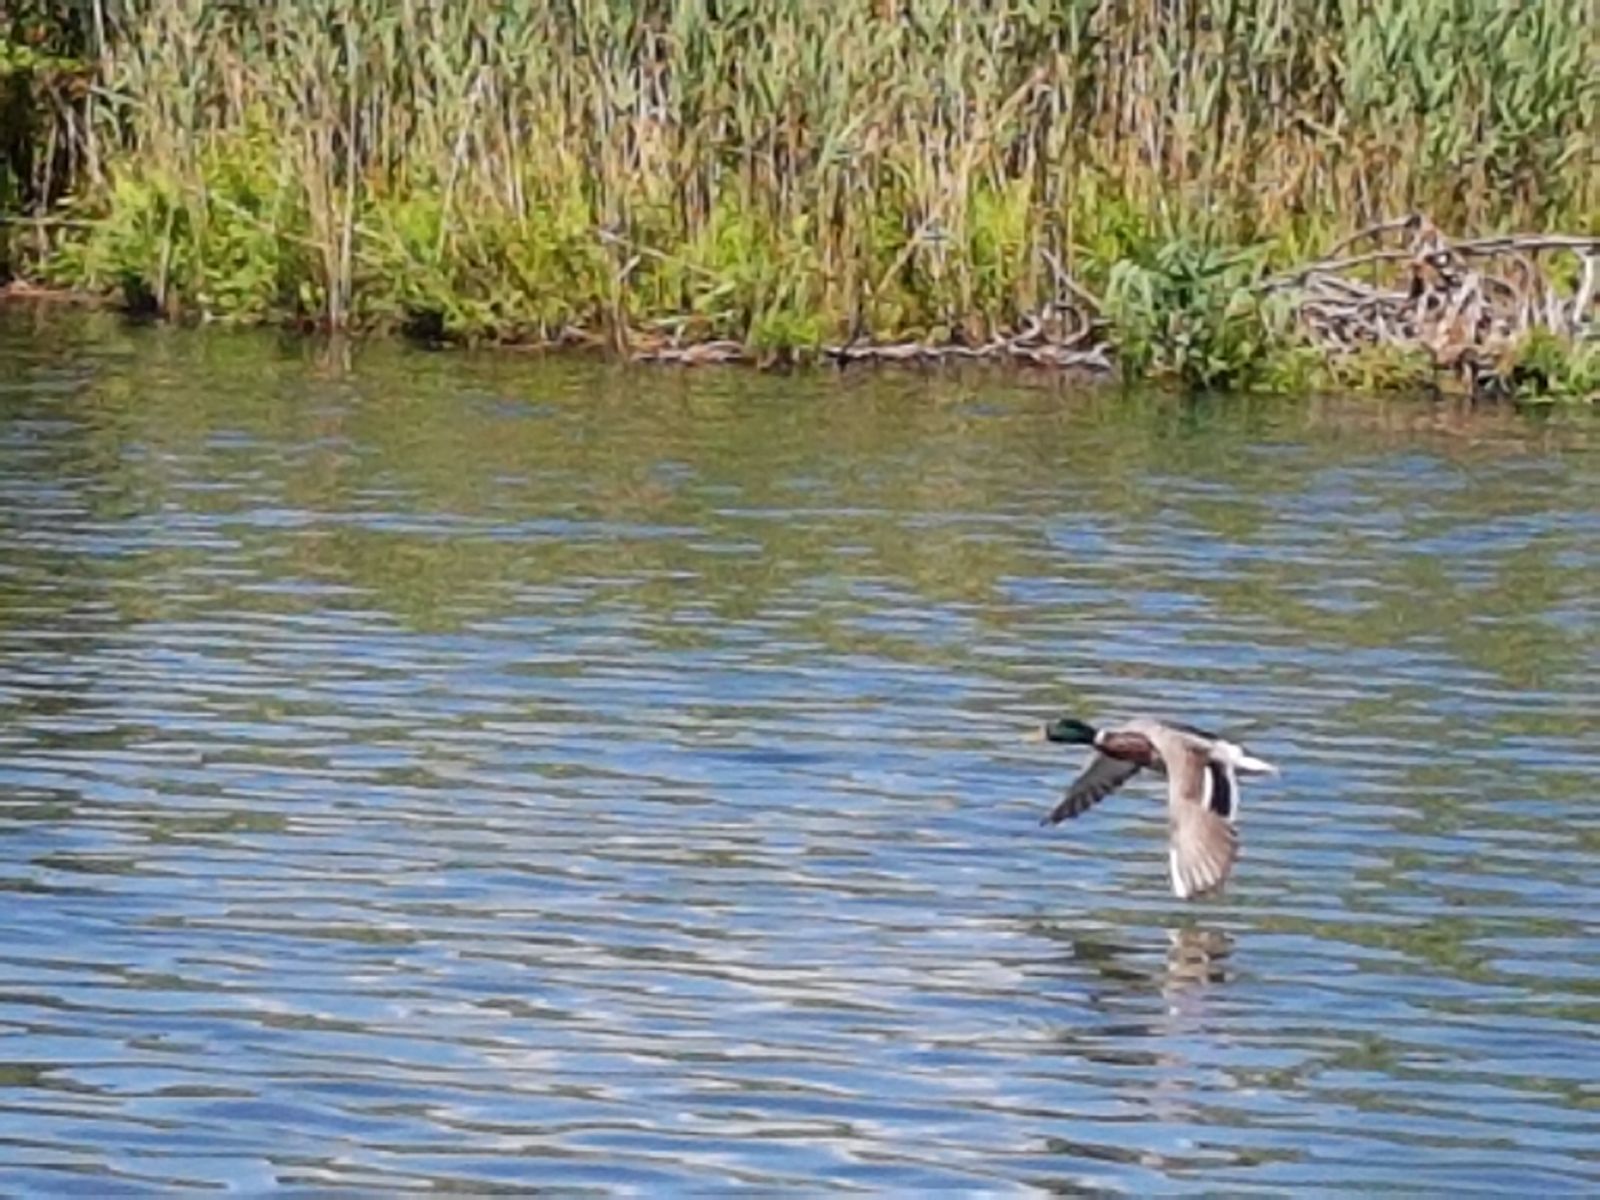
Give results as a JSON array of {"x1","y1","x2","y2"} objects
[{"x1": 1040, "y1": 716, "x2": 1098, "y2": 745}]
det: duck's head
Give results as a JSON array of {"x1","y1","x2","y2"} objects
[{"x1": 1031, "y1": 716, "x2": 1098, "y2": 745}]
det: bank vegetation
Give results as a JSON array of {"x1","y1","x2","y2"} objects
[{"x1": 2, "y1": 1, "x2": 1596, "y2": 397}]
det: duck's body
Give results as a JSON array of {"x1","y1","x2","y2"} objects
[{"x1": 1034, "y1": 716, "x2": 1277, "y2": 900}]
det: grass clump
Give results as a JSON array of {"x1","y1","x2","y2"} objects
[
  {"x1": 1501, "y1": 332, "x2": 1600, "y2": 402},
  {"x1": 1103, "y1": 238, "x2": 1288, "y2": 392}
]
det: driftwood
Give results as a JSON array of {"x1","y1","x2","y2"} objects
[
  {"x1": 633, "y1": 288, "x2": 1114, "y2": 371},
  {"x1": 1265, "y1": 214, "x2": 1598, "y2": 394},
  {"x1": 628, "y1": 234, "x2": 1115, "y2": 370},
  {"x1": 820, "y1": 307, "x2": 1112, "y2": 371},
  {"x1": 631, "y1": 324, "x2": 1113, "y2": 371}
]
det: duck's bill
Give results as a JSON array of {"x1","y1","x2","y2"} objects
[{"x1": 1023, "y1": 725, "x2": 1048, "y2": 742}]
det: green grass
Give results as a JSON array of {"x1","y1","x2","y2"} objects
[{"x1": 2, "y1": 1, "x2": 1596, "y2": 394}]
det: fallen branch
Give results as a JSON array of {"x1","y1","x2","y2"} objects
[{"x1": 1270, "y1": 215, "x2": 1598, "y2": 396}]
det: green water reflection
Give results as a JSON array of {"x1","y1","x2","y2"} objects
[{"x1": 8, "y1": 312, "x2": 1595, "y2": 688}]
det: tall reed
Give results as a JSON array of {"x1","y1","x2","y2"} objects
[{"x1": 11, "y1": 0, "x2": 1599, "y2": 345}]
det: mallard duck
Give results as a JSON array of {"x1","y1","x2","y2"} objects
[{"x1": 1032, "y1": 716, "x2": 1277, "y2": 900}]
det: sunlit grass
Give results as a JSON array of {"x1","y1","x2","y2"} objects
[{"x1": 3, "y1": 0, "x2": 1596, "y2": 383}]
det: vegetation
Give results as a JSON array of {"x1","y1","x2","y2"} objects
[{"x1": 2, "y1": 1, "x2": 1597, "y2": 395}]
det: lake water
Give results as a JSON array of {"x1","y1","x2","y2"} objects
[{"x1": 1, "y1": 310, "x2": 1597, "y2": 1194}]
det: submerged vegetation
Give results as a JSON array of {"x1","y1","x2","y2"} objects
[{"x1": 2, "y1": 1, "x2": 1597, "y2": 396}]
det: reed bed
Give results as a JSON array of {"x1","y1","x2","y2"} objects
[{"x1": 3, "y1": 0, "x2": 1597, "y2": 392}]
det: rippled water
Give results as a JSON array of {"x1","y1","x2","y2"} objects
[{"x1": 1, "y1": 310, "x2": 1597, "y2": 1193}]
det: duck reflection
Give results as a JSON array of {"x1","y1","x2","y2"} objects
[
  {"x1": 1032, "y1": 920, "x2": 1236, "y2": 1001},
  {"x1": 1024, "y1": 919, "x2": 1239, "y2": 1071},
  {"x1": 1025, "y1": 922, "x2": 1242, "y2": 1180},
  {"x1": 1162, "y1": 924, "x2": 1235, "y2": 993}
]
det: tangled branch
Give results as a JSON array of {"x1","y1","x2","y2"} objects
[{"x1": 1266, "y1": 215, "x2": 1598, "y2": 394}]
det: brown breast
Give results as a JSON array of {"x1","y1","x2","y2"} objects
[{"x1": 1099, "y1": 731, "x2": 1161, "y2": 768}]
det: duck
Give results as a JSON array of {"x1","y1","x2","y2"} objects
[{"x1": 1031, "y1": 716, "x2": 1277, "y2": 900}]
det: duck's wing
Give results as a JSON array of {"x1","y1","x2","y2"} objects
[
  {"x1": 1143, "y1": 727, "x2": 1241, "y2": 898},
  {"x1": 1159, "y1": 717, "x2": 1223, "y2": 742},
  {"x1": 1041, "y1": 751, "x2": 1143, "y2": 825},
  {"x1": 1168, "y1": 801, "x2": 1239, "y2": 899}
]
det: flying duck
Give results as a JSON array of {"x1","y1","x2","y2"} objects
[{"x1": 1033, "y1": 716, "x2": 1277, "y2": 899}]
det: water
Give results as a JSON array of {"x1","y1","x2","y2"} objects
[{"x1": 1, "y1": 310, "x2": 1597, "y2": 1194}]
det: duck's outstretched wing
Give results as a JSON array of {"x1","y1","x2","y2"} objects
[
  {"x1": 1148, "y1": 729, "x2": 1240, "y2": 898},
  {"x1": 1041, "y1": 752, "x2": 1143, "y2": 825},
  {"x1": 1168, "y1": 802, "x2": 1239, "y2": 899}
]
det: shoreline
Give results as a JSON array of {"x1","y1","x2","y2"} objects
[
  {"x1": 0, "y1": 275, "x2": 1119, "y2": 377},
  {"x1": 7, "y1": 216, "x2": 1595, "y2": 402}
]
